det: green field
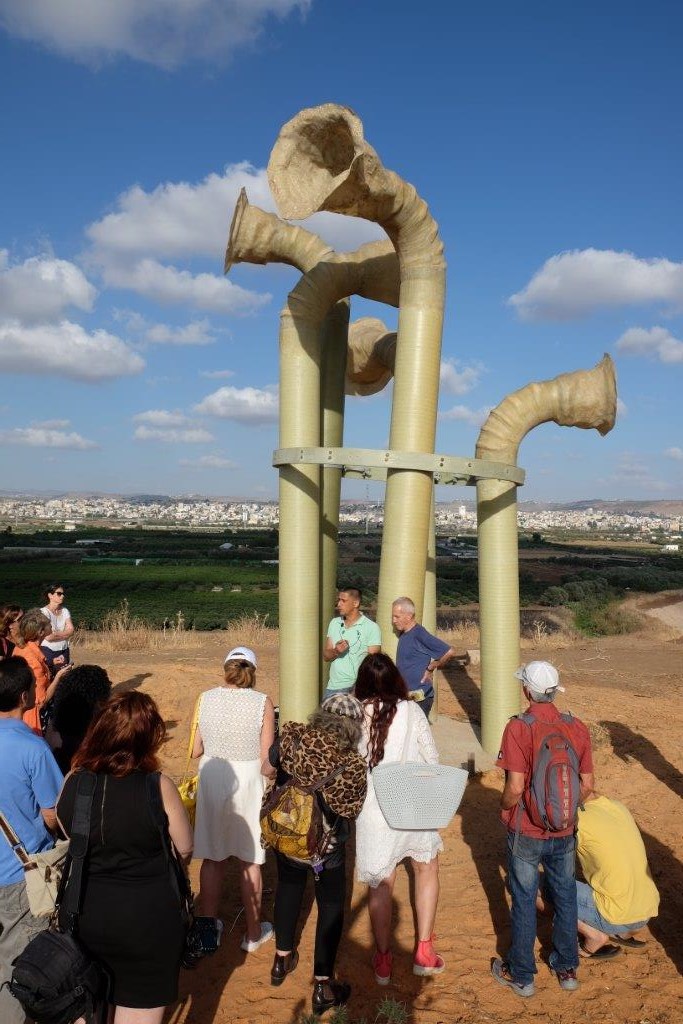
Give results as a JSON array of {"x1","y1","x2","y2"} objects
[{"x1": 1, "y1": 526, "x2": 682, "y2": 633}]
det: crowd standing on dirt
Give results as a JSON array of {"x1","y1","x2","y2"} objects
[{"x1": 0, "y1": 587, "x2": 660, "y2": 1023}]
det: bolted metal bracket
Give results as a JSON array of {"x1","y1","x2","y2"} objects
[{"x1": 272, "y1": 446, "x2": 525, "y2": 486}]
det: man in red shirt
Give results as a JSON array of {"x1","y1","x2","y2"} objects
[{"x1": 491, "y1": 662, "x2": 594, "y2": 997}]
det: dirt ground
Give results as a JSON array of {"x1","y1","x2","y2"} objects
[{"x1": 76, "y1": 596, "x2": 683, "y2": 1024}]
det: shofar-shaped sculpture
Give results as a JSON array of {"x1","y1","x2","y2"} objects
[
  {"x1": 269, "y1": 103, "x2": 446, "y2": 661},
  {"x1": 225, "y1": 189, "x2": 402, "y2": 719},
  {"x1": 475, "y1": 354, "x2": 617, "y2": 753}
]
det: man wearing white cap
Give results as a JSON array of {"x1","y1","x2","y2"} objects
[{"x1": 491, "y1": 662, "x2": 594, "y2": 998}]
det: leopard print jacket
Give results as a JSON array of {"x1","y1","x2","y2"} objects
[{"x1": 279, "y1": 721, "x2": 367, "y2": 820}]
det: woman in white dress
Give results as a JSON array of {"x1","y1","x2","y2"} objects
[
  {"x1": 354, "y1": 653, "x2": 445, "y2": 985},
  {"x1": 192, "y1": 646, "x2": 276, "y2": 953}
]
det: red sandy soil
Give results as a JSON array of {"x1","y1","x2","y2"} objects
[{"x1": 75, "y1": 598, "x2": 683, "y2": 1024}]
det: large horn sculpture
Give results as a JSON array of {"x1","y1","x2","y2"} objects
[
  {"x1": 476, "y1": 354, "x2": 617, "y2": 753},
  {"x1": 269, "y1": 104, "x2": 446, "y2": 660},
  {"x1": 225, "y1": 187, "x2": 403, "y2": 720}
]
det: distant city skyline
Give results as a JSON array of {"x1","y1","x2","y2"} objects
[{"x1": 1, "y1": 3, "x2": 681, "y2": 501}]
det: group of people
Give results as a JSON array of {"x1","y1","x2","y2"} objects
[{"x1": 0, "y1": 583, "x2": 660, "y2": 1024}]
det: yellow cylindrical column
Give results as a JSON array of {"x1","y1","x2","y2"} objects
[
  {"x1": 320, "y1": 300, "x2": 350, "y2": 693},
  {"x1": 278, "y1": 309, "x2": 322, "y2": 724},
  {"x1": 376, "y1": 271, "x2": 445, "y2": 660},
  {"x1": 476, "y1": 355, "x2": 617, "y2": 754},
  {"x1": 423, "y1": 486, "x2": 438, "y2": 720},
  {"x1": 477, "y1": 479, "x2": 521, "y2": 753}
]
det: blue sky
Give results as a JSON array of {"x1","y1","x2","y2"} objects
[{"x1": 1, "y1": 1, "x2": 681, "y2": 502}]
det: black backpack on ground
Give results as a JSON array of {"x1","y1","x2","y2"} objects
[{"x1": 7, "y1": 771, "x2": 109, "y2": 1024}]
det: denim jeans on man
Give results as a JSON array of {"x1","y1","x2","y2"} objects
[{"x1": 507, "y1": 831, "x2": 578, "y2": 986}]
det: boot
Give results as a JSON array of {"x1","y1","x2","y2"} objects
[
  {"x1": 271, "y1": 950, "x2": 299, "y2": 986},
  {"x1": 311, "y1": 978, "x2": 351, "y2": 1015}
]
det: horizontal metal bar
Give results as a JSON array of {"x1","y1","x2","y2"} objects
[{"x1": 272, "y1": 447, "x2": 525, "y2": 486}]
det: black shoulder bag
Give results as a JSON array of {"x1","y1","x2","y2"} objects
[
  {"x1": 8, "y1": 771, "x2": 109, "y2": 1024},
  {"x1": 145, "y1": 772, "x2": 210, "y2": 968}
]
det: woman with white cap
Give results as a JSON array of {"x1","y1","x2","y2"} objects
[{"x1": 192, "y1": 646, "x2": 276, "y2": 953}]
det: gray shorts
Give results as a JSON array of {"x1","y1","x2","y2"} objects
[{"x1": 0, "y1": 880, "x2": 49, "y2": 1024}]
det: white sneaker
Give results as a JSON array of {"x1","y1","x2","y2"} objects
[{"x1": 240, "y1": 921, "x2": 274, "y2": 953}]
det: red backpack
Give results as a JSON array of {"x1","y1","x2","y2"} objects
[{"x1": 517, "y1": 712, "x2": 582, "y2": 834}]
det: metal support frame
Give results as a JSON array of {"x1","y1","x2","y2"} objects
[{"x1": 273, "y1": 446, "x2": 525, "y2": 487}]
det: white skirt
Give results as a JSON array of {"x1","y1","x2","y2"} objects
[
  {"x1": 193, "y1": 756, "x2": 266, "y2": 864},
  {"x1": 355, "y1": 776, "x2": 443, "y2": 887}
]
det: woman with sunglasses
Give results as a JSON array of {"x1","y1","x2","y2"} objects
[
  {"x1": 191, "y1": 646, "x2": 276, "y2": 955},
  {"x1": 0, "y1": 604, "x2": 23, "y2": 659},
  {"x1": 40, "y1": 583, "x2": 74, "y2": 678}
]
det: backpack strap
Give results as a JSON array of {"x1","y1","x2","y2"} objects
[
  {"x1": 145, "y1": 772, "x2": 193, "y2": 923},
  {"x1": 60, "y1": 770, "x2": 97, "y2": 932}
]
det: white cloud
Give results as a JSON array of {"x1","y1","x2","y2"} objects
[
  {"x1": 665, "y1": 447, "x2": 683, "y2": 461},
  {"x1": 0, "y1": 0, "x2": 312, "y2": 70},
  {"x1": 134, "y1": 425, "x2": 214, "y2": 444},
  {"x1": 599, "y1": 452, "x2": 670, "y2": 493},
  {"x1": 196, "y1": 384, "x2": 279, "y2": 424},
  {"x1": 509, "y1": 249, "x2": 683, "y2": 321},
  {"x1": 0, "y1": 320, "x2": 144, "y2": 380},
  {"x1": 144, "y1": 320, "x2": 216, "y2": 346},
  {"x1": 179, "y1": 454, "x2": 237, "y2": 469},
  {"x1": 0, "y1": 251, "x2": 96, "y2": 324},
  {"x1": 439, "y1": 404, "x2": 492, "y2": 427},
  {"x1": 32, "y1": 418, "x2": 71, "y2": 430},
  {"x1": 615, "y1": 326, "x2": 683, "y2": 364},
  {"x1": 440, "y1": 360, "x2": 483, "y2": 396},
  {"x1": 86, "y1": 163, "x2": 383, "y2": 286},
  {"x1": 200, "y1": 369, "x2": 235, "y2": 380},
  {"x1": 98, "y1": 257, "x2": 269, "y2": 315},
  {"x1": 616, "y1": 398, "x2": 628, "y2": 418},
  {"x1": 132, "y1": 409, "x2": 191, "y2": 427},
  {"x1": 0, "y1": 426, "x2": 97, "y2": 450}
]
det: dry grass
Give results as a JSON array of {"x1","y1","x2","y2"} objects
[
  {"x1": 439, "y1": 619, "x2": 480, "y2": 650},
  {"x1": 521, "y1": 617, "x2": 576, "y2": 651},
  {"x1": 73, "y1": 602, "x2": 279, "y2": 654},
  {"x1": 73, "y1": 600, "x2": 198, "y2": 653},
  {"x1": 221, "y1": 612, "x2": 277, "y2": 650}
]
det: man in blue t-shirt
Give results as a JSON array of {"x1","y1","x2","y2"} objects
[
  {"x1": 392, "y1": 597, "x2": 459, "y2": 719},
  {"x1": 0, "y1": 657, "x2": 63, "y2": 1024}
]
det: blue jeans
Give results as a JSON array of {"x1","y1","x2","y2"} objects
[
  {"x1": 575, "y1": 881, "x2": 648, "y2": 936},
  {"x1": 506, "y1": 831, "x2": 578, "y2": 986}
]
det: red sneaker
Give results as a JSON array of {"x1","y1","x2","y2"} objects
[
  {"x1": 413, "y1": 935, "x2": 445, "y2": 976},
  {"x1": 372, "y1": 950, "x2": 393, "y2": 985}
]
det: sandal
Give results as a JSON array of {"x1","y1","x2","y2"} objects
[
  {"x1": 611, "y1": 935, "x2": 647, "y2": 948},
  {"x1": 579, "y1": 943, "x2": 621, "y2": 960}
]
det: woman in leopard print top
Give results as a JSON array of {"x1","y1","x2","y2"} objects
[{"x1": 266, "y1": 693, "x2": 367, "y2": 1015}]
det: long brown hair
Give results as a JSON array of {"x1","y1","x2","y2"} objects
[
  {"x1": 354, "y1": 653, "x2": 408, "y2": 769},
  {"x1": 71, "y1": 691, "x2": 166, "y2": 777}
]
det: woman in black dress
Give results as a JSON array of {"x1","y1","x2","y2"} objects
[{"x1": 57, "y1": 692, "x2": 193, "y2": 1024}]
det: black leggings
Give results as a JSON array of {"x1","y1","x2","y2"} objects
[{"x1": 274, "y1": 850, "x2": 346, "y2": 978}]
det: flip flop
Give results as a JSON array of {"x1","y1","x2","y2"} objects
[
  {"x1": 579, "y1": 943, "x2": 621, "y2": 960},
  {"x1": 610, "y1": 935, "x2": 647, "y2": 948}
]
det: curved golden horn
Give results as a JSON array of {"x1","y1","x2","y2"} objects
[
  {"x1": 269, "y1": 104, "x2": 446, "y2": 658},
  {"x1": 225, "y1": 187, "x2": 334, "y2": 275},
  {"x1": 475, "y1": 355, "x2": 618, "y2": 754},
  {"x1": 346, "y1": 317, "x2": 396, "y2": 396}
]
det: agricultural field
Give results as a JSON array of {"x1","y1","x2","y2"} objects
[{"x1": 2, "y1": 526, "x2": 682, "y2": 634}]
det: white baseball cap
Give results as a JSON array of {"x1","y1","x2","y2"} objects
[
  {"x1": 224, "y1": 646, "x2": 257, "y2": 668},
  {"x1": 514, "y1": 661, "x2": 565, "y2": 696}
]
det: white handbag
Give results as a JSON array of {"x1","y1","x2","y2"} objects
[
  {"x1": 371, "y1": 707, "x2": 468, "y2": 830},
  {"x1": 0, "y1": 811, "x2": 69, "y2": 918}
]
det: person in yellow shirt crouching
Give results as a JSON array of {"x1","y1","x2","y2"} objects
[{"x1": 574, "y1": 793, "x2": 659, "y2": 959}]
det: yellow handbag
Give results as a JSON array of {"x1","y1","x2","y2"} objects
[{"x1": 178, "y1": 697, "x2": 200, "y2": 827}]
